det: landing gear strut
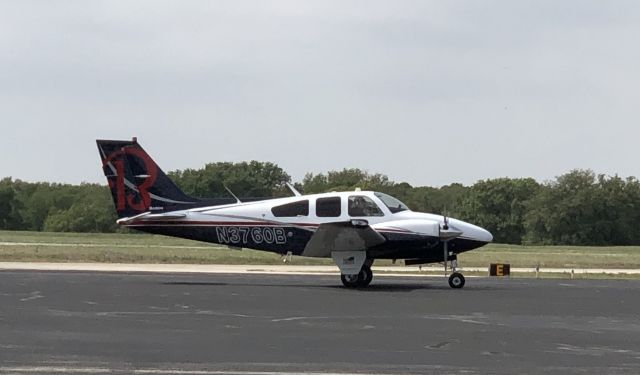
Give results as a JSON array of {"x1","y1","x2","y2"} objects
[
  {"x1": 341, "y1": 264, "x2": 373, "y2": 288},
  {"x1": 444, "y1": 241, "x2": 465, "y2": 289}
]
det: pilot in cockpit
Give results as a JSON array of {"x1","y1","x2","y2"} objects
[{"x1": 349, "y1": 196, "x2": 366, "y2": 216}]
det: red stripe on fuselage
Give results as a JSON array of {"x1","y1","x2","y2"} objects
[
  {"x1": 125, "y1": 220, "x2": 418, "y2": 235},
  {"x1": 372, "y1": 227, "x2": 413, "y2": 233},
  {"x1": 127, "y1": 220, "x2": 321, "y2": 228}
]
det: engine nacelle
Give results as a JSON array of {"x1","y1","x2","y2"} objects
[{"x1": 372, "y1": 219, "x2": 440, "y2": 237}]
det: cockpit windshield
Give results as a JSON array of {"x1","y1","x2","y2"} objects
[{"x1": 374, "y1": 192, "x2": 409, "y2": 214}]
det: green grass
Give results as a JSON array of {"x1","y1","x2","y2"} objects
[
  {"x1": 460, "y1": 243, "x2": 640, "y2": 269},
  {"x1": 0, "y1": 230, "x2": 332, "y2": 265},
  {"x1": 1, "y1": 230, "x2": 640, "y2": 270}
]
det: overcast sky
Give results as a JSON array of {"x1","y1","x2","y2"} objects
[{"x1": 1, "y1": 1, "x2": 638, "y2": 187}]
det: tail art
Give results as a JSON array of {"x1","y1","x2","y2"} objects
[{"x1": 96, "y1": 138, "x2": 200, "y2": 218}]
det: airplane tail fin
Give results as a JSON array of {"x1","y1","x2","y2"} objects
[{"x1": 96, "y1": 138, "x2": 200, "y2": 219}]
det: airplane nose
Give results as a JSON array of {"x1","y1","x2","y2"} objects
[
  {"x1": 450, "y1": 219, "x2": 493, "y2": 243},
  {"x1": 478, "y1": 227, "x2": 493, "y2": 243}
]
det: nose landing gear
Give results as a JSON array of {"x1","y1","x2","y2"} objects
[
  {"x1": 440, "y1": 220, "x2": 466, "y2": 289},
  {"x1": 444, "y1": 250, "x2": 465, "y2": 289}
]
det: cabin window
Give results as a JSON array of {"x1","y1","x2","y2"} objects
[
  {"x1": 272, "y1": 200, "x2": 309, "y2": 217},
  {"x1": 348, "y1": 195, "x2": 384, "y2": 217},
  {"x1": 316, "y1": 197, "x2": 341, "y2": 217}
]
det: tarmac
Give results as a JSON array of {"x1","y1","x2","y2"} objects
[
  {"x1": 0, "y1": 269, "x2": 639, "y2": 374},
  {"x1": 1, "y1": 262, "x2": 639, "y2": 275}
]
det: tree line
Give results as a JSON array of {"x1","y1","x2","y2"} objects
[{"x1": 1, "y1": 164, "x2": 639, "y2": 246}]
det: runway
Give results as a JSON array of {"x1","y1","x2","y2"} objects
[{"x1": 0, "y1": 271, "x2": 639, "y2": 374}]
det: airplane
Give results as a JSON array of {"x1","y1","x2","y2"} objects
[{"x1": 97, "y1": 138, "x2": 493, "y2": 289}]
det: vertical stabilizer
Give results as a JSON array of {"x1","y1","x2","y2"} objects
[{"x1": 96, "y1": 138, "x2": 198, "y2": 218}]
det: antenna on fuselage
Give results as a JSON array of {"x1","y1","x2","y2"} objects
[
  {"x1": 285, "y1": 182, "x2": 302, "y2": 197},
  {"x1": 224, "y1": 186, "x2": 242, "y2": 204}
]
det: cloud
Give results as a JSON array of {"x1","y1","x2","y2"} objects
[{"x1": 0, "y1": 1, "x2": 639, "y2": 186}]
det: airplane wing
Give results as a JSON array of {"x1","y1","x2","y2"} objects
[{"x1": 302, "y1": 221, "x2": 386, "y2": 258}]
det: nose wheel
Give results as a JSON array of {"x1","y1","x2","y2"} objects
[
  {"x1": 448, "y1": 272, "x2": 465, "y2": 288},
  {"x1": 444, "y1": 252, "x2": 465, "y2": 289}
]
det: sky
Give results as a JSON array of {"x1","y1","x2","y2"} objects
[{"x1": 1, "y1": 1, "x2": 639, "y2": 187}]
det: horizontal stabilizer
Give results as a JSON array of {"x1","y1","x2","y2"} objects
[
  {"x1": 143, "y1": 213, "x2": 187, "y2": 220},
  {"x1": 116, "y1": 212, "x2": 186, "y2": 225}
]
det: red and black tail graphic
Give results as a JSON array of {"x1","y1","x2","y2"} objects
[{"x1": 97, "y1": 138, "x2": 204, "y2": 218}]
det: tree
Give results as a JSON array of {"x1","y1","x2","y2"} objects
[
  {"x1": 4, "y1": 164, "x2": 640, "y2": 246},
  {"x1": 0, "y1": 177, "x2": 23, "y2": 229},
  {"x1": 168, "y1": 161, "x2": 291, "y2": 198},
  {"x1": 17, "y1": 183, "x2": 77, "y2": 231},
  {"x1": 42, "y1": 184, "x2": 117, "y2": 233},
  {"x1": 301, "y1": 169, "x2": 393, "y2": 194},
  {"x1": 458, "y1": 178, "x2": 540, "y2": 244},
  {"x1": 523, "y1": 170, "x2": 640, "y2": 245}
]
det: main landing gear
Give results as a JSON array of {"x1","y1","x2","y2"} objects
[{"x1": 341, "y1": 264, "x2": 373, "y2": 288}]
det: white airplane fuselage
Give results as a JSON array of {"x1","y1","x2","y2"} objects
[{"x1": 120, "y1": 190, "x2": 492, "y2": 260}]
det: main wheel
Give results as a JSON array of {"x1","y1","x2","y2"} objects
[
  {"x1": 341, "y1": 273, "x2": 360, "y2": 288},
  {"x1": 340, "y1": 265, "x2": 373, "y2": 288},
  {"x1": 448, "y1": 272, "x2": 465, "y2": 289},
  {"x1": 358, "y1": 265, "x2": 373, "y2": 287}
]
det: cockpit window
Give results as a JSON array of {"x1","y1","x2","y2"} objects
[
  {"x1": 374, "y1": 192, "x2": 409, "y2": 213},
  {"x1": 348, "y1": 195, "x2": 384, "y2": 217}
]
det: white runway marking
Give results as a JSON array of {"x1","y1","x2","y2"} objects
[
  {"x1": 19, "y1": 291, "x2": 42, "y2": 302},
  {"x1": 0, "y1": 367, "x2": 393, "y2": 375},
  {"x1": 0, "y1": 367, "x2": 111, "y2": 373},
  {"x1": 271, "y1": 316, "x2": 328, "y2": 322}
]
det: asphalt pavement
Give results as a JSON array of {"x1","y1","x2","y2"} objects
[{"x1": 0, "y1": 271, "x2": 639, "y2": 374}]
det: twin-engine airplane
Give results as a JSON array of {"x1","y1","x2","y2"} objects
[{"x1": 97, "y1": 138, "x2": 492, "y2": 289}]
